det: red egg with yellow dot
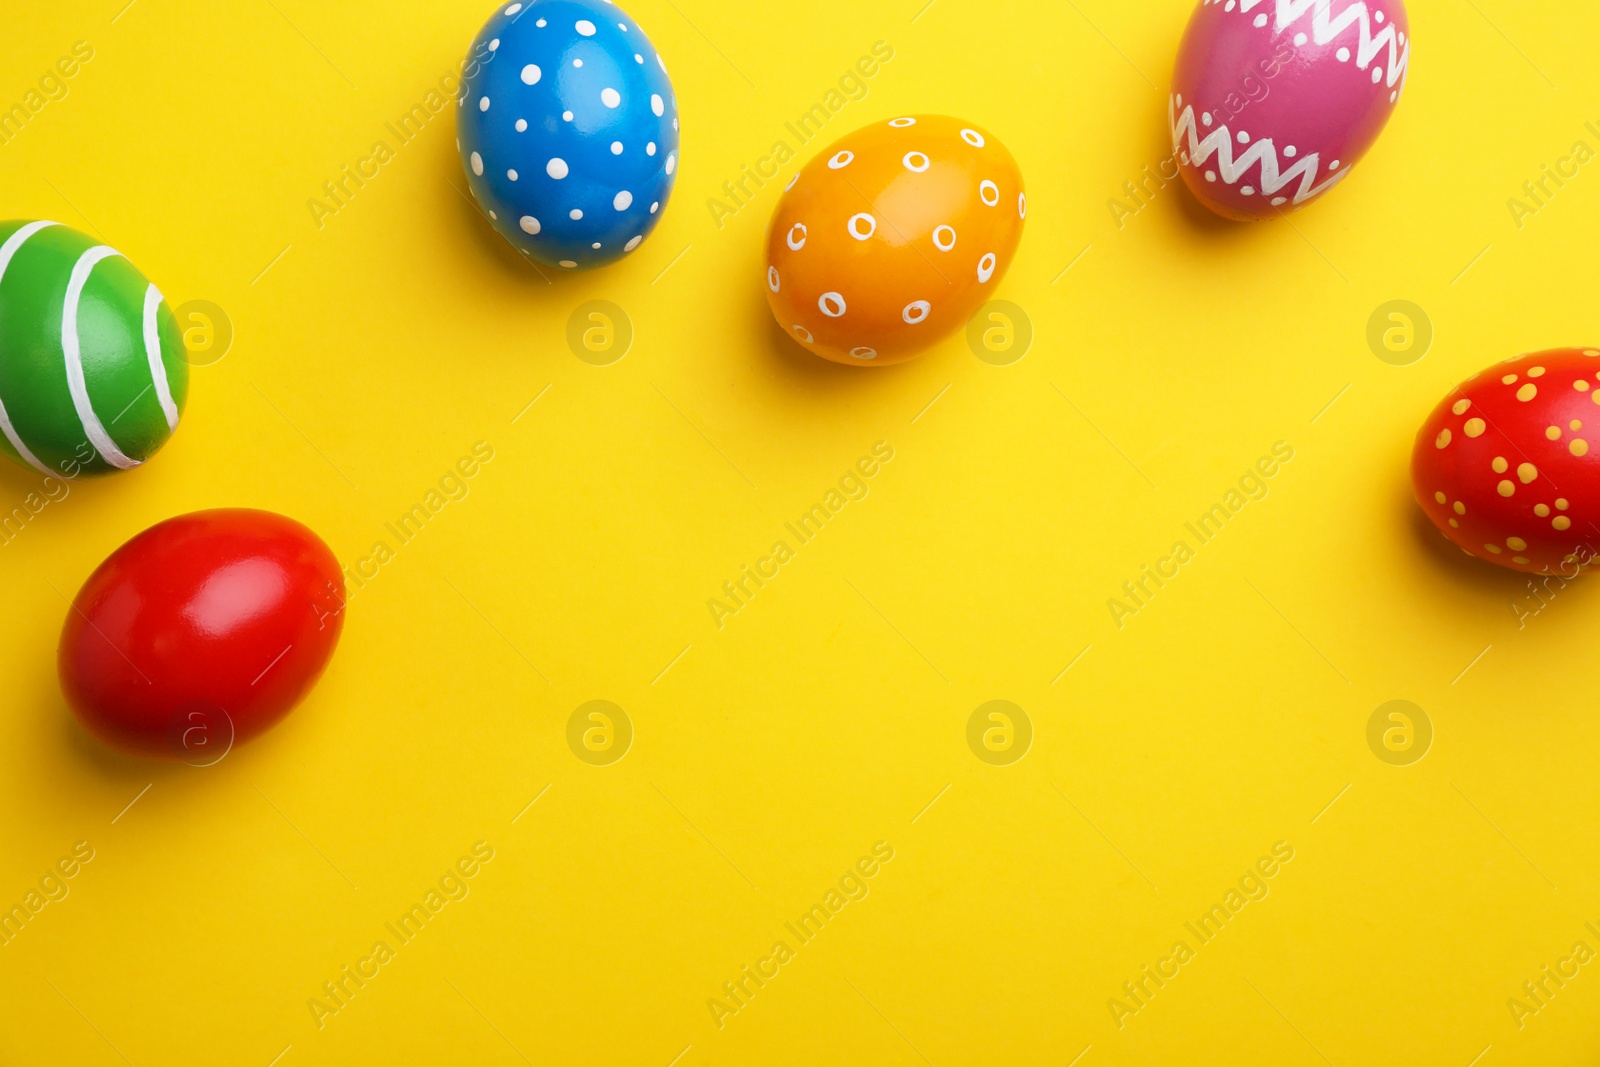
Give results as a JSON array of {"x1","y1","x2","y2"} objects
[
  {"x1": 764, "y1": 115, "x2": 1026, "y2": 367},
  {"x1": 1412, "y1": 347, "x2": 1600, "y2": 573}
]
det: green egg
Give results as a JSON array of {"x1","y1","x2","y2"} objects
[{"x1": 0, "y1": 220, "x2": 188, "y2": 477}]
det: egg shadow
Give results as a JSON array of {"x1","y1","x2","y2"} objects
[
  {"x1": 53, "y1": 691, "x2": 185, "y2": 786},
  {"x1": 751, "y1": 286, "x2": 936, "y2": 404},
  {"x1": 1397, "y1": 480, "x2": 1596, "y2": 616}
]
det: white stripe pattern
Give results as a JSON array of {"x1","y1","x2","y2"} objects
[
  {"x1": 0, "y1": 221, "x2": 61, "y2": 475},
  {"x1": 141, "y1": 284, "x2": 180, "y2": 431},
  {"x1": 61, "y1": 246, "x2": 140, "y2": 470},
  {"x1": 1170, "y1": 98, "x2": 1350, "y2": 205}
]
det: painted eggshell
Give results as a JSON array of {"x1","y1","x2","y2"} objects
[
  {"x1": 59, "y1": 510, "x2": 345, "y2": 760},
  {"x1": 1412, "y1": 348, "x2": 1600, "y2": 574},
  {"x1": 456, "y1": 0, "x2": 679, "y2": 271},
  {"x1": 765, "y1": 116, "x2": 1026, "y2": 367},
  {"x1": 1170, "y1": 0, "x2": 1410, "y2": 221},
  {"x1": 0, "y1": 220, "x2": 188, "y2": 477}
]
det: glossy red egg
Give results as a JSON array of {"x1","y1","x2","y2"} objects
[{"x1": 59, "y1": 509, "x2": 345, "y2": 760}]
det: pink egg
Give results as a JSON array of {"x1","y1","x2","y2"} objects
[{"x1": 1169, "y1": 0, "x2": 1410, "y2": 221}]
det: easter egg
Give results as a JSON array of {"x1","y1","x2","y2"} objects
[
  {"x1": 1412, "y1": 348, "x2": 1600, "y2": 574},
  {"x1": 0, "y1": 220, "x2": 188, "y2": 477},
  {"x1": 765, "y1": 116, "x2": 1026, "y2": 367},
  {"x1": 1169, "y1": 0, "x2": 1410, "y2": 221},
  {"x1": 456, "y1": 0, "x2": 679, "y2": 271},
  {"x1": 59, "y1": 510, "x2": 345, "y2": 760}
]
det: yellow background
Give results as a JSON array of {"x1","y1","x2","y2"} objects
[{"x1": 3, "y1": 1, "x2": 1598, "y2": 1063}]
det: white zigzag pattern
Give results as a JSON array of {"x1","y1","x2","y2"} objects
[
  {"x1": 1233, "y1": 0, "x2": 1410, "y2": 89},
  {"x1": 1169, "y1": 98, "x2": 1349, "y2": 206}
]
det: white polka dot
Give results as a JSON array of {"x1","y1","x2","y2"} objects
[
  {"x1": 573, "y1": 59, "x2": 583, "y2": 68},
  {"x1": 471, "y1": 152, "x2": 484, "y2": 176},
  {"x1": 979, "y1": 180, "x2": 1000, "y2": 206},
  {"x1": 570, "y1": 208, "x2": 583, "y2": 220},
  {"x1": 767, "y1": 266, "x2": 780, "y2": 292},
  {"x1": 847, "y1": 213, "x2": 876, "y2": 240},
  {"x1": 563, "y1": 111, "x2": 574, "y2": 121},
  {"x1": 516, "y1": 119, "x2": 528, "y2": 132},
  {"x1": 819, "y1": 292, "x2": 846, "y2": 318},
  {"x1": 576, "y1": 19, "x2": 596, "y2": 35},
  {"x1": 650, "y1": 202, "x2": 659, "y2": 213},
  {"x1": 903, "y1": 300, "x2": 930, "y2": 324},
  {"x1": 977, "y1": 253, "x2": 996, "y2": 283},
  {"x1": 932, "y1": 225, "x2": 956, "y2": 251},
  {"x1": 889, "y1": 117, "x2": 916, "y2": 127},
  {"x1": 829, "y1": 151, "x2": 854, "y2": 169},
  {"x1": 610, "y1": 142, "x2": 624, "y2": 155},
  {"x1": 520, "y1": 216, "x2": 541, "y2": 234},
  {"x1": 665, "y1": 154, "x2": 676, "y2": 175},
  {"x1": 547, "y1": 158, "x2": 569, "y2": 179},
  {"x1": 505, "y1": 3, "x2": 521, "y2": 12},
  {"x1": 479, "y1": 96, "x2": 491, "y2": 111},
  {"x1": 1018, "y1": 193, "x2": 1027, "y2": 219},
  {"x1": 960, "y1": 128, "x2": 985, "y2": 147},
  {"x1": 624, "y1": 235, "x2": 643, "y2": 251},
  {"x1": 793, "y1": 325, "x2": 813, "y2": 343},
  {"x1": 592, "y1": 243, "x2": 601, "y2": 249},
  {"x1": 1337, "y1": 47, "x2": 1351, "y2": 61},
  {"x1": 559, "y1": 260, "x2": 577, "y2": 268},
  {"x1": 657, "y1": 53, "x2": 667, "y2": 73},
  {"x1": 489, "y1": 39, "x2": 500, "y2": 51},
  {"x1": 1294, "y1": 32, "x2": 1307, "y2": 45},
  {"x1": 850, "y1": 347, "x2": 877, "y2": 361},
  {"x1": 507, "y1": 169, "x2": 518, "y2": 181},
  {"x1": 647, "y1": 142, "x2": 657, "y2": 156},
  {"x1": 1237, "y1": 131, "x2": 1249, "y2": 144},
  {"x1": 521, "y1": 65, "x2": 541, "y2": 84},
  {"x1": 651, "y1": 94, "x2": 665, "y2": 116},
  {"x1": 635, "y1": 54, "x2": 643, "y2": 63},
  {"x1": 903, "y1": 151, "x2": 930, "y2": 172},
  {"x1": 614, "y1": 190, "x2": 633, "y2": 210},
  {"x1": 786, "y1": 223, "x2": 807, "y2": 250},
  {"x1": 489, "y1": 210, "x2": 497, "y2": 219},
  {"x1": 601, "y1": 87, "x2": 621, "y2": 108},
  {"x1": 536, "y1": 17, "x2": 546, "y2": 26},
  {"x1": 1284, "y1": 145, "x2": 1297, "y2": 158}
]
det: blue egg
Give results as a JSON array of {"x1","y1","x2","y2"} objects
[{"x1": 457, "y1": 0, "x2": 680, "y2": 271}]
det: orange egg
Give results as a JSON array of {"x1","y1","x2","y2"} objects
[{"x1": 764, "y1": 115, "x2": 1026, "y2": 367}]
